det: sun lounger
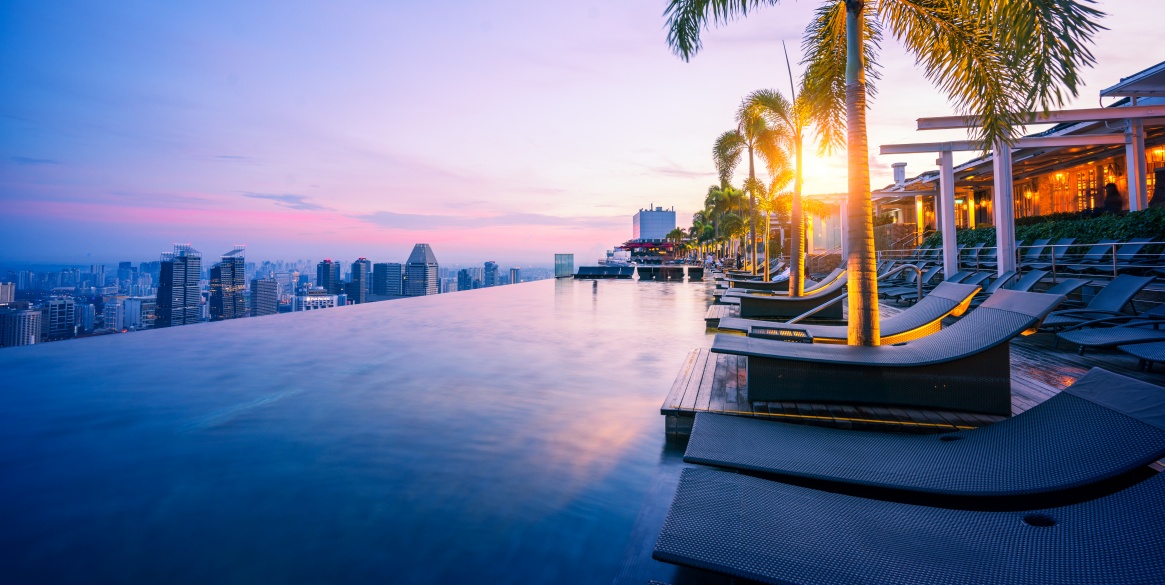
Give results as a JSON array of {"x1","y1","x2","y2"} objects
[
  {"x1": 1054, "y1": 306, "x2": 1165, "y2": 354},
  {"x1": 653, "y1": 466, "x2": 1165, "y2": 585},
  {"x1": 1040, "y1": 274, "x2": 1155, "y2": 330},
  {"x1": 735, "y1": 273, "x2": 848, "y2": 320},
  {"x1": 1025, "y1": 237, "x2": 1076, "y2": 270},
  {"x1": 1042, "y1": 277, "x2": 1090, "y2": 297},
  {"x1": 880, "y1": 266, "x2": 940, "y2": 298},
  {"x1": 1017, "y1": 238, "x2": 1052, "y2": 266},
  {"x1": 711, "y1": 289, "x2": 1066, "y2": 415},
  {"x1": 1120, "y1": 341, "x2": 1165, "y2": 372},
  {"x1": 1060, "y1": 239, "x2": 1119, "y2": 272},
  {"x1": 718, "y1": 281, "x2": 981, "y2": 344},
  {"x1": 684, "y1": 368, "x2": 1165, "y2": 497}
]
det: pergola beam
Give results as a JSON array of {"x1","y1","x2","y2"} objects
[
  {"x1": 917, "y1": 104, "x2": 1165, "y2": 130},
  {"x1": 880, "y1": 133, "x2": 1127, "y2": 155}
]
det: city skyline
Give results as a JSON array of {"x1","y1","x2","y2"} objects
[{"x1": 1, "y1": 1, "x2": 1157, "y2": 264}]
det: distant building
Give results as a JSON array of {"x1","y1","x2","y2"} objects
[
  {"x1": 0, "y1": 282, "x2": 14, "y2": 304},
  {"x1": 250, "y1": 279, "x2": 279, "y2": 317},
  {"x1": 316, "y1": 259, "x2": 342, "y2": 295},
  {"x1": 123, "y1": 297, "x2": 156, "y2": 330},
  {"x1": 75, "y1": 303, "x2": 95, "y2": 332},
  {"x1": 40, "y1": 297, "x2": 76, "y2": 340},
  {"x1": 484, "y1": 261, "x2": 499, "y2": 287},
  {"x1": 102, "y1": 302, "x2": 124, "y2": 331},
  {"x1": 405, "y1": 244, "x2": 439, "y2": 297},
  {"x1": 457, "y1": 269, "x2": 473, "y2": 291},
  {"x1": 554, "y1": 254, "x2": 574, "y2": 278},
  {"x1": 294, "y1": 288, "x2": 337, "y2": 311},
  {"x1": 510, "y1": 267, "x2": 520, "y2": 285},
  {"x1": 348, "y1": 258, "x2": 370, "y2": 304},
  {"x1": 633, "y1": 204, "x2": 677, "y2": 240},
  {"x1": 209, "y1": 246, "x2": 246, "y2": 321},
  {"x1": 373, "y1": 263, "x2": 403, "y2": 296},
  {"x1": 156, "y1": 245, "x2": 202, "y2": 328},
  {"x1": 0, "y1": 307, "x2": 41, "y2": 347}
]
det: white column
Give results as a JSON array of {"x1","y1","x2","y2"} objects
[
  {"x1": 938, "y1": 150, "x2": 958, "y2": 278},
  {"x1": 1126, "y1": 119, "x2": 1148, "y2": 211},
  {"x1": 839, "y1": 200, "x2": 849, "y2": 260},
  {"x1": 992, "y1": 140, "x2": 1017, "y2": 276}
]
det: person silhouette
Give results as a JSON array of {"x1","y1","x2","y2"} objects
[{"x1": 1102, "y1": 183, "x2": 1124, "y2": 213}]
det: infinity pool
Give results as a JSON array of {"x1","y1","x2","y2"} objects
[{"x1": 1, "y1": 278, "x2": 716, "y2": 584}]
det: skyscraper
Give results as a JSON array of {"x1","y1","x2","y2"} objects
[
  {"x1": 373, "y1": 263, "x2": 403, "y2": 296},
  {"x1": 0, "y1": 307, "x2": 41, "y2": 347},
  {"x1": 250, "y1": 279, "x2": 279, "y2": 317},
  {"x1": 348, "y1": 258, "x2": 370, "y2": 304},
  {"x1": 457, "y1": 269, "x2": 472, "y2": 291},
  {"x1": 317, "y1": 260, "x2": 341, "y2": 295},
  {"x1": 0, "y1": 282, "x2": 14, "y2": 305},
  {"x1": 40, "y1": 297, "x2": 76, "y2": 340},
  {"x1": 156, "y1": 244, "x2": 202, "y2": 328},
  {"x1": 510, "y1": 267, "x2": 520, "y2": 285},
  {"x1": 404, "y1": 244, "x2": 439, "y2": 297},
  {"x1": 210, "y1": 246, "x2": 246, "y2": 321},
  {"x1": 102, "y1": 302, "x2": 124, "y2": 331},
  {"x1": 484, "y1": 261, "x2": 499, "y2": 287}
]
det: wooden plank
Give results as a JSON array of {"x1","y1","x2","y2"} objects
[
  {"x1": 678, "y1": 350, "x2": 705, "y2": 412},
  {"x1": 661, "y1": 349, "x2": 699, "y2": 413},
  {"x1": 734, "y1": 356, "x2": 749, "y2": 409},
  {"x1": 707, "y1": 354, "x2": 730, "y2": 413},
  {"x1": 693, "y1": 350, "x2": 716, "y2": 412}
]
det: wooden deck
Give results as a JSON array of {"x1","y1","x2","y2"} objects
[
  {"x1": 663, "y1": 310, "x2": 1165, "y2": 438},
  {"x1": 703, "y1": 305, "x2": 736, "y2": 328}
]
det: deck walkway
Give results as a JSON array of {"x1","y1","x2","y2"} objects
[{"x1": 665, "y1": 305, "x2": 1165, "y2": 438}]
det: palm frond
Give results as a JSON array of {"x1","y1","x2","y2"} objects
[
  {"x1": 664, "y1": 0, "x2": 785, "y2": 60},
  {"x1": 801, "y1": 2, "x2": 882, "y2": 155},
  {"x1": 713, "y1": 130, "x2": 745, "y2": 186}
]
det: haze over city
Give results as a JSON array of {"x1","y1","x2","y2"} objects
[{"x1": 0, "y1": 0, "x2": 1157, "y2": 265}]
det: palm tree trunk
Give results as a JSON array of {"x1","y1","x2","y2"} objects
[
  {"x1": 747, "y1": 149, "x2": 757, "y2": 274},
  {"x1": 845, "y1": 0, "x2": 880, "y2": 346},
  {"x1": 764, "y1": 213, "x2": 772, "y2": 281},
  {"x1": 791, "y1": 134, "x2": 805, "y2": 297}
]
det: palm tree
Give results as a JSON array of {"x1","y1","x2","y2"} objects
[
  {"x1": 665, "y1": 1, "x2": 1103, "y2": 346},
  {"x1": 713, "y1": 102, "x2": 783, "y2": 274}
]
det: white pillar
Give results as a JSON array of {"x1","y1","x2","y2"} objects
[
  {"x1": 1126, "y1": 119, "x2": 1148, "y2": 211},
  {"x1": 992, "y1": 140, "x2": 1017, "y2": 276},
  {"x1": 938, "y1": 150, "x2": 958, "y2": 278}
]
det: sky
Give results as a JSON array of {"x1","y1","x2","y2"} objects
[{"x1": 0, "y1": 0, "x2": 1158, "y2": 266}]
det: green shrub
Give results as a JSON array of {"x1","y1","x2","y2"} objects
[{"x1": 921, "y1": 207, "x2": 1165, "y2": 251}]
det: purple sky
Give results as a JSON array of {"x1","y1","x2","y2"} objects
[{"x1": 0, "y1": 1, "x2": 1156, "y2": 265}]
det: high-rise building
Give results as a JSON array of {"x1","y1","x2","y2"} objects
[
  {"x1": 123, "y1": 297, "x2": 156, "y2": 330},
  {"x1": 40, "y1": 297, "x2": 76, "y2": 340},
  {"x1": 0, "y1": 282, "x2": 14, "y2": 305},
  {"x1": 316, "y1": 259, "x2": 341, "y2": 295},
  {"x1": 209, "y1": 247, "x2": 246, "y2": 321},
  {"x1": 0, "y1": 307, "x2": 41, "y2": 347},
  {"x1": 633, "y1": 204, "x2": 677, "y2": 240},
  {"x1": 348, "y1": 258, "x2": 370, "y2": 304},
  {"x1": 373, "y1": 263, "x2": 403, "y2": 296},
  {"x1": 294, "y1": 288, "x2": 337, "y2": 311},
  {"x1": 484, "y1": 261, "x2": 499, "y2": 287},
  {"x1": 156, "y1": 244, "x2": 202, "y2": 328},
  {"x1": 510, "y1": 267, "x2": 521, "y2": 285},
  {"x1": 250, "y1": 279, "x2": 279, "y2": 317},
  {"x1": 404, "y1": 244, "x2": 439, "y2": 297},
  {"x1": 75, "y1": 303, "x2": 95, "y2": 332},
  {"x1": 102, "y1": 302, "x2": 124, "y2": 331},
  {"x1": 457, "y1": 269, "x2": 473, "y2": 291}
]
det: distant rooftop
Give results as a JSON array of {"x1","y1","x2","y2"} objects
[{"x1": 407, "y1": 243, "x2": 439, "y2": 265}]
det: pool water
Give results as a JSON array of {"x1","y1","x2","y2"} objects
[{"x1": 0, "y1": 278, "x2": 717, "y2": 584}]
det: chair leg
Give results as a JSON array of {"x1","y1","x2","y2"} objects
[{"x1": 1077, "y1": 345, "x2": 1085, "y2": 356}]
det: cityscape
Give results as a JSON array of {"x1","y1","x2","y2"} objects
[{"x1": 0, "y1": 244, "x2": 553, "y2": 348}]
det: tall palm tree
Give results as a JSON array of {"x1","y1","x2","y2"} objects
[
  {"x1": 713, "y1": 102, "x2": 782, "y2": 274},
  {"x1": 665, "y1": 0, "x2": 1103, "y2": 346}
]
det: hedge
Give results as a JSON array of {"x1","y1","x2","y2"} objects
[{"x1": 921, "y1": 206, "x2": 1165, "y2": 251}]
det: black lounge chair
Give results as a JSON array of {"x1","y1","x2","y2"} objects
[
  {"x1": 1054, "y1": 306, "x2": 1165, "y2": 354},
  {"x1": 1060, "y1": 239, "x2": 1119, "y2": 273},
  {"x1": 711, "y1": 289, "x2": 1066, "y2": 415},
  {"x1": 1121, "y1": 341, "x2": 1165, "y2": 372},
  {"x1": 966, "y1": 270, "x2": 1030, "y2": 308},
  {"x1": 684, "y1": 368, "x2": 1165, "y2": 497},
  {"x1": 1025, "y1": 237, "x2": 1076, "y2": 270},
  {"x1": 717, "y1": 281, "x2": 981, "y2": 344},
  {"x1": 654, "y1": 466, "x2": 1165, "y2": 585},
  {"x1": 1017, "y1": 238, "x2": 1051, "y2": 267},
  {"x1": 734, "y1": 273, "x2": 849, "y2": 320},
  {"x1": 1040, "y1": 274, "x2": 1155, "y2": 330},
  {"x1": 722, "y1": 268, "x2": 836, "y2": 295},
  {"x1": 1042, "y1": 277, "x2": 1090, "y2": 297},
  {"x1": 897, "y1": 271, "x2": 990, "y2": 303},
  {"x1": 879, "y1": 265, "x2": 939, "y2": 298}
]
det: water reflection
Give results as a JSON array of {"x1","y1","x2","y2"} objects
[{"x1": 0, "y1": 278, "x2": 715, "y2": 584}]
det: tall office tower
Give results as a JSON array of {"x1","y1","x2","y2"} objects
[
  {"x1": 457, "y1": 269, "x2": 472, "y2": 291},
  {"x1": 0, "y1": 282, "x2": 14, "y2": 305},
  {"x1": 484, "y1": 261, "x2": 499, "y2": 287},
  {"x1": 372, "y1": 263, "x2": 403, "y2": 296},
  {"x1": 123, "y1": 297, "x2": 157, "y2": 330},
  {"x1": 102, "y1": 302, "x2": 124, "y2": 331},
  {"x1": 0, "y1": 307, "x2": 41, "y2": 347},
  {"x1": 510, "y1": 267, "x2": 520, "y2": 285},
  {"x1": 209, "y1": 247, "x2": 246, "y2": 321},
  {"x1": 40, "y1": 297, "x2": 76, "y2": 340},
  {"x1": 89, "y1": 264, "x2": 106, "y2": 287},
  {"x1": 354, "y1": 258, "x2": 372, "y2": 294},
  {"x1": 250, "y1": 279, "x2": 279, "y2": 317},
  {"x1": 316, "y1": 259, "x2": 342, "y2": 295},
  {"x1": 294, "y1": 288, "x2": 337, "y2": 311},
  {"x1": 156, "y1": 244, "x2": 202, "y2": 328},
  {"x1": 75, "y1": 303, "x2": 95, "y2": 332},
  {"x1": 404, "y1": 244, "x2": 439, "y2": 297},
  {"x1": 117, "y1": 262, "x2": 133, "y2": 290},
  {"x1": 348, "y1": 258, "x2": 370, "y2": 304}
]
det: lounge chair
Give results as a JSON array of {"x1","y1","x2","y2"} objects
[
  {"x1": 878, "y1": 265, "x2": 938, "y2": 298},
  {"x1": 897, "y1": 271, "x2": 990, "y2": 303},
  {"x1": 1042, "y1": 277, "x2": 1090, "y2": 297},
  {"x1": 717, "y1": 281, "x2": 981, "y2": 344},
  {"x1": 961, "y1": 242, "x2": 985, "y2": 265},
  {"x1": 684, "y1": 367, "x2": 1165, "y2": 497},
  {"x1": 1025, "y1": 237, "x2": 1076, "y2": 270},
  {"x1": 1039, "y1": 274, "x2": 1155, "y2": 330},
  {"x1": 722, "y1": 267, "x2": 837, "y2": 294},
  {"x1": 711, "y1": 289, "x2": 1066, "y2": 415},
  {"x1": 1017, "y1": 238, "x2": 1052, "y2": 267},
  {"x1": 1054, "y1": 306, "x2": 1165, "y2": 354},
  {"x1": 1060, "y1": 239, "x2": 1119, "y2": 273},
  {"x1": 654, "y1": 466, "x2": 1165, "y2": 585},
  {"x1": 1120, "y1": 341, "x2": 1165, "y2": 372},
  {"x1": 735, "y1": 273, "x2": 849, "y2": 319},
  {"x1": 966, "y1": 270, "x2": 1029, "y2": 309}
]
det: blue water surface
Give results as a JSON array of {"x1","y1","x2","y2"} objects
[{"x1": 0, "y1": 278, "x2": 716, "y2": 584}]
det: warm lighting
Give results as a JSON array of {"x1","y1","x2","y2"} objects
[{"x1": 1024, "y1": 191, "x2": 1032, "y2": 199}]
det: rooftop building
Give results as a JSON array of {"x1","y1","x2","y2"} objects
[
  {"x1": 404, "y1": 244, "x2": 439, "y2": 297},
  {"x1": 156, "y1": 245, "x2": 201, "y2": 328}
]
